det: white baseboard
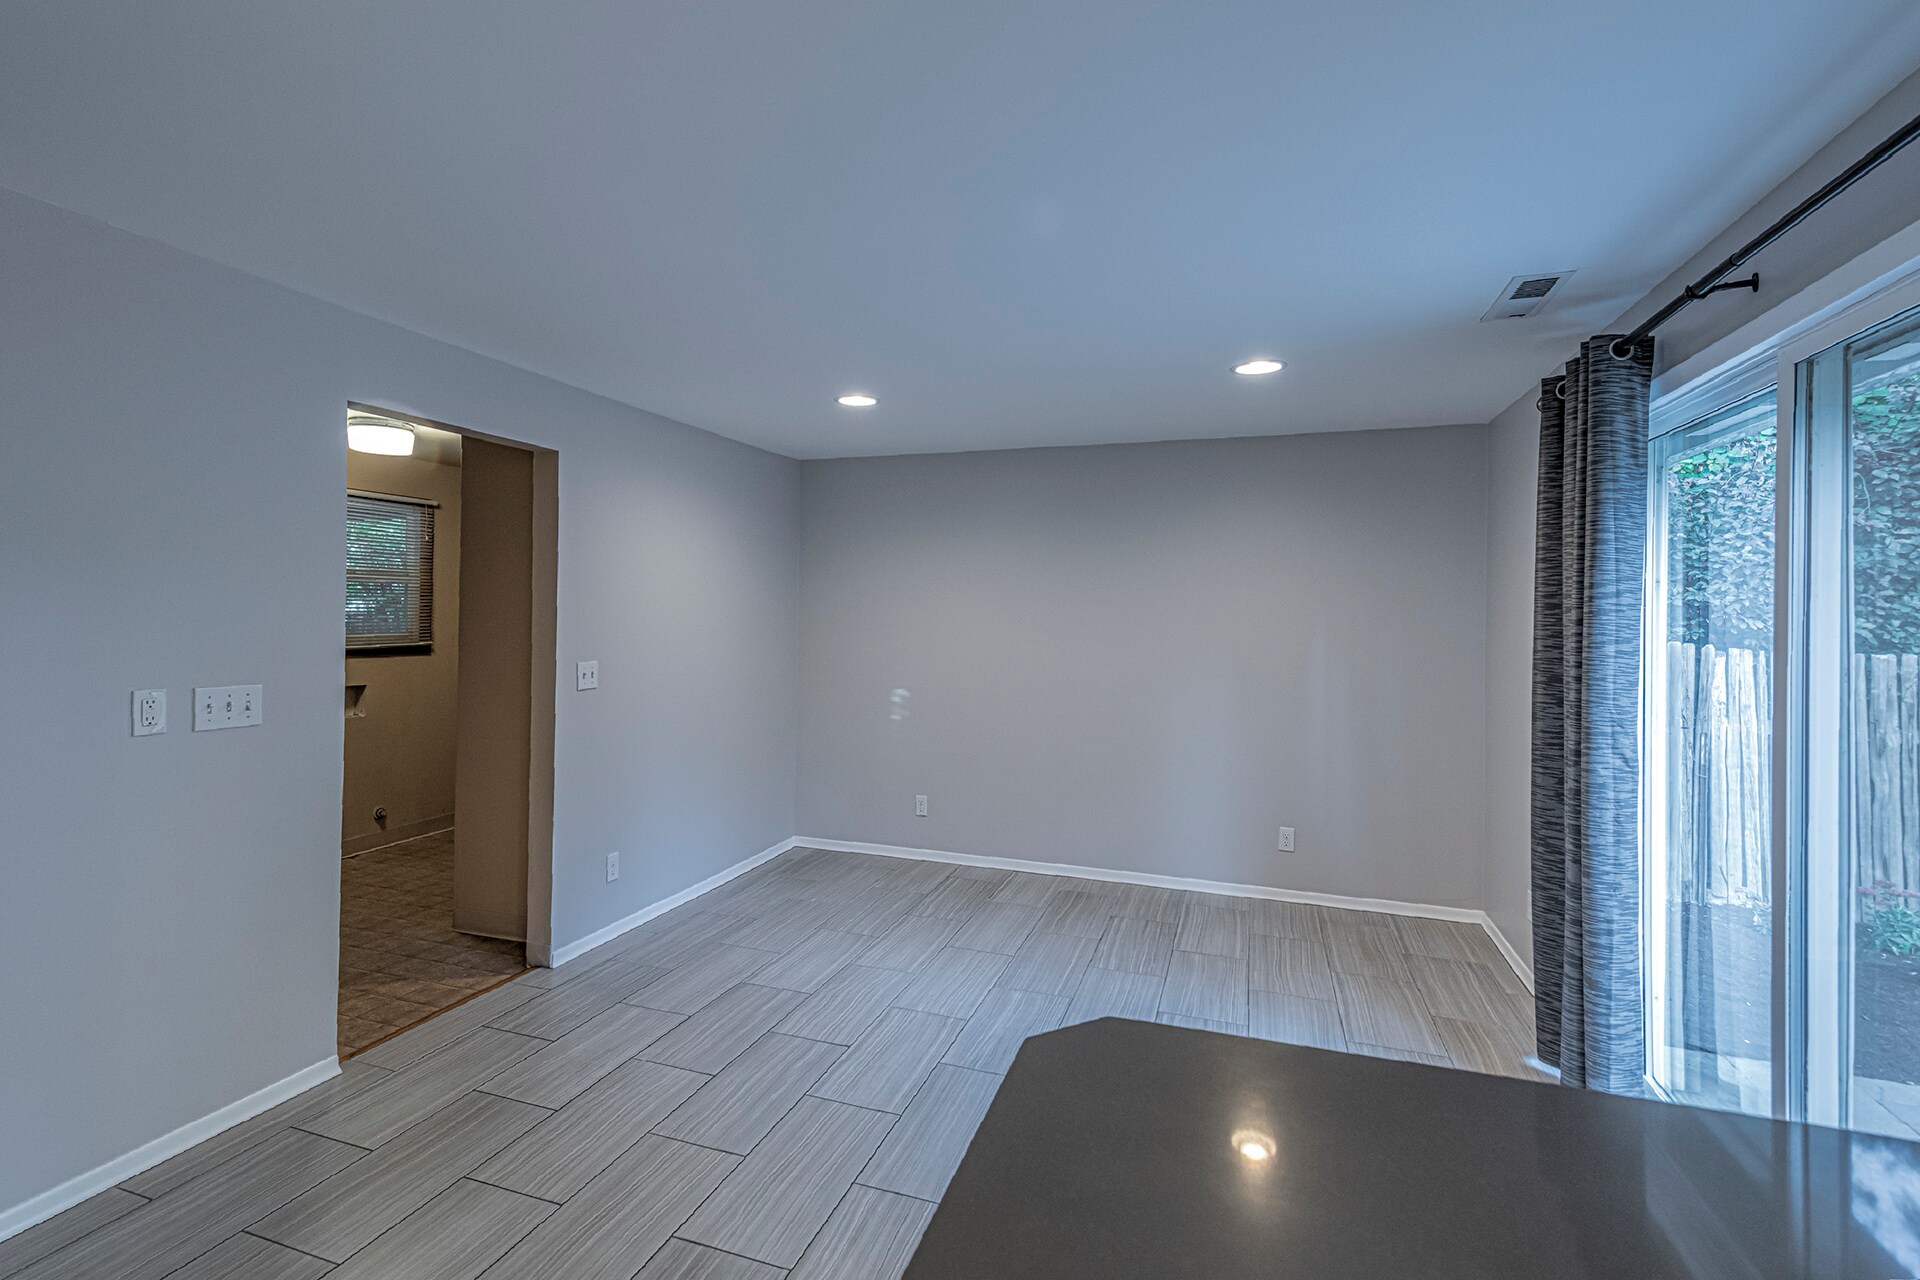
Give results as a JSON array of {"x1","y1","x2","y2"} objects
[
  {"x1": 1478, "y1": 917, "x2": 1535, "y2": 994},
  {"x1": 1, "y1": 832, "x2": 1534, "y2": 1246},
  {"x1": 796, "y1": 837, "x2": 1536, "y2": 993},
  {"x1": 0, "y1": 1056, "x2": 340, "y2": 1246},
  {"x1": 544, "y1": 837, "x2": 802, "y2": 969}
]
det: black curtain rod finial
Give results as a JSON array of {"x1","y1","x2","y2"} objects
[{"x1": 1617, "y1": 106, "x2": 1920, "y2": 350}]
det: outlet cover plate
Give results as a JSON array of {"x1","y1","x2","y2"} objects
[
  {"x1": 1278, "y1": 826, "x2": 1295, "y2": 853},
  {"x1": 606, "y1": 851, "x2": 620, "y2": 882},
  {"x1": 133, "y1": 689, "x2": 166, "y2": 736}
]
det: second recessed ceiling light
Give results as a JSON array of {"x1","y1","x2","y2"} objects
[
  {"x1": 1233, "y1": 359, "x2": 1285, "y2": 376},
  {"x1": 837, "y1": 394, "x2": 878, "y2": 407}
]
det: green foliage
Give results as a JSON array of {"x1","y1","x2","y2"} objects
[
  {"x1": 1665, "y1": 360, "x2": 1920, "y2": 655},
  {"x1": 1666, "y1": 426, "x2": 1776, "y2": 651},
  {"x1": 1849, "y1": 368, "x2": 1920, "y2": 654},
  {"x1": 1859, "y1": 882, "x2": 1920, "y2": 959}
]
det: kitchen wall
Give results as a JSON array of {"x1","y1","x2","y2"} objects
[{"x1": 342, "y1": 445, "x2": 462, "y2": 852}]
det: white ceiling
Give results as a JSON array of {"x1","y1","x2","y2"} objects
[{"x1": 4, "y1": 3, "x2": 1920, "y2": 459}]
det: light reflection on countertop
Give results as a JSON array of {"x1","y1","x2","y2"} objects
[{"x1": 903, "y1": 1018, "x2": 1920, "y2": 1279}]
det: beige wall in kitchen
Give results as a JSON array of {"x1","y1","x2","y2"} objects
[
  {"x1": 342, "y1": 442, "x2": 462, "y2": 852},
  {"x1": 452, "y1": 435, "x2": 535, "y2": 940}
]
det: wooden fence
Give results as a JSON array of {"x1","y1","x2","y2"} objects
[
  {"x1": 1852, "y1": 651, "x2": 1920, "y2": 896},
  {"x1": 1666, "y1": 642, "x2": 1771, "y2": 906},
  {"x1": 1667, "y1": 642, "x2": 1920, "y2": 905}
]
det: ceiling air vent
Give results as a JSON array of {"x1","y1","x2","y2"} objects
[{"x1": 1482, "y1": 270, "x2": 1575, "y2": 321}]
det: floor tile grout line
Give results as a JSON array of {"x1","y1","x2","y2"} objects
[
  {"x1": 283, "y1": 1126, "x2": 379, "y2": 1153},
  {"x1": 237, "y1": 1229, "x2": 337, "y2": 1266},
  {"x1": 936, "y1": 1062, "x2": 1006, "y2": 1083},
  {"x1": 1312, "y1": 908, "x2": 1360, "y2": 1054},
  {"x1": 32, "y1": 847, "x2": 1533, "y2": 1280},
  {"x1": 847, "y1": 1052, "x2": 994, "y2": 1200},
  {"x1": 123, "y1": 1161, "x2": 361, "y2": 1280},
  {"x1": 638, "y1": 1032, "x2": 909, "y2": 1270},
  {"x1": 456, "y1": 1173, "x2": 564, "y2": 1207},
  {"x1": 663, "y1": 1232, "x2": 803, "y2": 1273},
  {"x1": 242, "y1": 1172, "x2": 547, "y2": 1275},
  {"x1": 468, "y1": 1086, "x2": 562, "y2": 1112},
  {"x1": 849, "y1": 1178, "x2": 941, "y2": 1208},
  {"x1": 644, "y1": 1121, "x2": 863, "y2": 1273},
  {"x1": 782, "y1": 1178, "x2": 872, "y2": 1275}
]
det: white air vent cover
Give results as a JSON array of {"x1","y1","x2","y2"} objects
[{"x1": 1482, "y1": 271, "x2": 1575, "y2": 321}]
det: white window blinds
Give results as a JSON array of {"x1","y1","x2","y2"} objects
[{"x1": 346, "y1": 491, "x2": 435, "y2": 650}]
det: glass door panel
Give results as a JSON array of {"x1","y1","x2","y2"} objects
[
  {"x1": 1842, "y1": 314, "x2": 1920, "y2": 1139},
  {"x1": 1647, "y1": 389, "x2": 1778, "y2": 1114}
]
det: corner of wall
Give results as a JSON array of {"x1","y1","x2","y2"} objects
[{"x1": 1481, "y1": 390, "x2": 1542, "y2": 969}]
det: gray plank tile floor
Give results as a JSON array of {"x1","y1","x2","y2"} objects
[{"x1": 9, "y1": 847, "x2": 1539, "y2": 1280}]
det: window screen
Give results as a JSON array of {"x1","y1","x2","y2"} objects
[{"x1": 346, "y1": 491, "x2": 435, "y2": 650}]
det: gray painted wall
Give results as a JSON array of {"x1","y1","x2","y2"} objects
[
  {"x1": 1477, "y1": 66, "x2": 1920, "y2": 975},
  {"x1": 798, "y1": 427, "x2": 1492, "y2": 910},
  {"x1": 0, "y1": 187, "x2": 800, "y2": 1214},
  {"x1": 1482, "y1": 395, "x2": 1540, "y2": 968}
]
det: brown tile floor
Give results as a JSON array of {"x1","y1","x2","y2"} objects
[{"x1": 338, "y1": 829, "x2": 526, "y2": 1057}]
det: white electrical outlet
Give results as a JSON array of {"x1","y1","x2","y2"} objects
[
  {"x1": 915, "y1": 795, "x2": 929, "y2": 817},
  {"x1": 576, "y1": 660, "x2": 600, "y2": 691},
  {"x1": 1278, "y1": 826, "x2": 1295, "y2": 853},
  {"x1": 133, "y1": 689, "x2": 166, "y2": 736},
  {"x1": 606, "y1": 851, "x2": 620, "y2": 882},
  {"x1": 193, "y1": 684, "x2": 263, "y2": 731}
]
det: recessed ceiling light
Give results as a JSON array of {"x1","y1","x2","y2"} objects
[
  {"x1": 347, "y1": 413, "x2": 417, "y2": 456},
  {"x1": 837, "y1": 394, "x2": 878, "y2": 408},
  {"x1": 1232, "y1": 359, "x2": 1285, "y2": 377},
  {"x1": 1231, "y1": 1129, "x2": 1277, "y2": 1162}
]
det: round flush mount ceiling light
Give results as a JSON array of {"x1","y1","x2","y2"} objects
[
  {"x1": 1231, "y1": 1129, "x2": 1277, "y2": 1163},
  {"x1": 836, "y1": 394, "x2": 878, "y2": 408},
  {"x1": 347, "y1": 413, "x2": 417, "y2": 456},
  {"x1": 1232, "y1": 358, "x2": 1285, "y2": 377}
]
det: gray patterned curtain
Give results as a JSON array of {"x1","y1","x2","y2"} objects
[{"x1": 1531, "y1": 334, "x2": 1653, "y2": 1093}]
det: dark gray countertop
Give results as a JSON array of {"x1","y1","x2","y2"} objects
[{"x1": 904, "y1": 1018, "x2": 1920, "y2": 1279}]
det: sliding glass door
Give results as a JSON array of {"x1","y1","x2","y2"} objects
[
  {"x1": 1801, "y1": 307, "x2": 1920, "y2": 1138},
  {"x1": 1646, "y1": 390, "x2": 1778, "y2": 1112},
  {"x1": 1647, "y1": 289, "x2": 1920, "y2": 1136}
]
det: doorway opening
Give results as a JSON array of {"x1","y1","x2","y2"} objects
[{"x1": 338, "y1": 404, "x2": 557, "y2": 1058}]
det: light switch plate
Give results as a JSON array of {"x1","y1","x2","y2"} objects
[
  {"x1": 133, "y1": 689, "x2": 166, "y2": 736},
  {"x1": 576, "y1": 660, "x2": 599, "y2": 691},
  {"x1": 194, "y1": 684, "x2": 263, "y2": 731}
]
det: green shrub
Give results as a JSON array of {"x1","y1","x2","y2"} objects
[{"x1": 1859, "y1": 882, "x2": 1920, "y2": 959}]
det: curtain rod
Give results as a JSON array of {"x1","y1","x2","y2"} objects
[{"x1": 1607, "y1": 106, "x2": 1920, "y2": 359}]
